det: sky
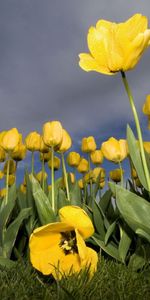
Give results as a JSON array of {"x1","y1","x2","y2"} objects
[{"x1": 0, "y1": 0, "x2": 150, "y2": 183}]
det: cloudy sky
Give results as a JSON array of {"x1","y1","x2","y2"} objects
[{"x1": 0, "y1": 0, "x2": 150, "y2": 180}]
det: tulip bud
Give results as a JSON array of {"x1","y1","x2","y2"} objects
[
  {"x1": 81, "y1": 136, "x2": 96, "y2": 153},
  {"x1": 3, "y1": 159, "x2": 16, "y2": 175},
  {"x1": 11, "y1": 143, "x2": 27, "y2": 161},
  {"x1": 101, "y1": 138, "x2": 128, "y2": 163},
  {"x1": 109, "y1": 169, "x2": 124, "y2": 183},
  {"x1": 0, "y1": 188, "x2": 6, "y2": 198},
  {"x1": 143, "y1": 95, "x2": 150, "y2": 129},
  {"x1": 56, "y1": 129, "x2": 72, "y2": 153},
  {"x1": 0, "y1": 128, "x2": 20, "y2": 152},
  {"x1": 143, "y1": 142, "x2": 150, "y2": 154},
  {"x1": 8, "y1": 174, "x2": 16, "y2": 186},
  {"x1": 42, "y1": 121, "x2": 63, "y2": 147},
  {"x1": 61, "y1": 172, "x2": 75, "y2": 188},
  {"x1": 20, "y1": 183, "x2": 26, "y2": 194},
  {"x1": 48, "y1": 156, "x2": 61, "y2": 171},
  {"x1": 67, "y1": 151, "x2": 81, "y2": 167},
  {"x1": 78, "y1": 178, "x2": 84, "y2": 189},
  {"x1": 90, "y1": 150, "x2": 103, "y2": 164},
  {"x1": 39, "y1": 136, "x2": 49, "y2": 153},
  {"x1": 0, "y1": 147, "x2": 6, "y2": 162},
  {"x1": 131, "y1": 168, "x2": 138, "y2": 179},
  {"x1": 39, "y1": 152, "x2": 51, "y2": 163},
  {"x1": 36, "y1": 171, "x2": 48, "y2": 183},
  {"x1": 99, "y1": 180, "x2": 105, "y2": 189},
  {"x1": 77, "y1": 157, "x2": 89, "y2": 173},
  {"x1": 25, "y1": 131, "x2": 41, "y2": 152},
  {"x1": 0, "y1": 171, "x2": 4, "y2": 180}
]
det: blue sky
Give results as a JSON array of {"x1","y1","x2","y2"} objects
[{"x1": 0, "y1": 0, "x2": 150, "y2": 185}]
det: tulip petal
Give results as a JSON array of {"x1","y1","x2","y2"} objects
[
  {"x1": 79, "y1": 53, "x2": 114, "y2": 75},
  {"x1": 124, "y1": 14, "x2": 148, "y2": 40},
  {"x1": 75, "y1": 229, "x2": 87, "y2": 260},
  {"x1": 59, "y1": 206, "x2": 94, "y2": 239},
  {"x1": 82, "y1": 247, "x2": 98, "y2": 278}
]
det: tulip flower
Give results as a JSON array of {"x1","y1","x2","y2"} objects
[
  {"x1": 56, "y1": 129, "x2": 72, "y2": 153},
  {"x1": 48, "y1": 156, "x2": 61, "y2": 171},
  {"x1": 81, "y1": 136, "x2": 96, "y2": 153},
  {"x1": 67, "y1": 151, "x2": 81, "y2": 167},
  {"x1": 143, "y1": 141, "x2": 150, "y2": 154},
  {"x1": 42, "y1": 121, "x2": 63, "y2": 148},
  {"x1": 25, "y1": 131, "x2": 41, "y2": 152},
  {"x1": 39, "y1": 151, "x2": 51, "y2": 163},
  {"x1": 109, "y1": 169, "x2": 124, "y2": 183},
  {"x1": 11, "y1": 143, "x2": 27, "y2": 161},
  {"x1": 101, "y1": 138, "x2": 128, "y2": 163},
  {"x1": 36, "y1": 171, "x2": 48, "y2": 183},
  {"x1": 29, "y1": 206, "x2": 98, "y2": 279},
  {"x1": 143, "y1": 95, "x2": 150, "y2": 129},
  {"x1": 0, "y1": 128, "x2": 20, "y2": 153},
  {"x1": 3, "y1": 159, "x2": 16, "y2": 175},
  {"x1": 39, "y1": 136, "x2": 49, "y2": 153},
  {"x1": 79, "y1": 14, "x2": 150, "y2": 75},
  {"x1": 90, "y1": 150, "x2": 103, "y2": 164},
  {"x1": 0, "y1": 188, "x2": 6, "y2": 198},
  {"x1": 77, "y1": 158, "x2": 89, "y2": 174},
  {"x1": 78, "y1": 178, "x2": 84, "y2": 189},
  {"x1": 0, "y1": 147, "x2": 6, "y2": 162}
]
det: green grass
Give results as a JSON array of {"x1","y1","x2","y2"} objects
[{"x1": 0, "y1": 256, "x2": 150, "y2": 300}]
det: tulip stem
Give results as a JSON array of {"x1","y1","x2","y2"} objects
[
  {"x1": 121, "y1": 71, "x2": 150, "y2": 191},
  {"x1": 118, "y1": 161, "x2": 123, "y2": 187},
  {"x1": 31, "y1": 152, "x2": 34, "y2": 175},
  {"x1": 42, "y1": 154, "x2": 45, "y2": 192},
  {"x1": 61, "y1": 153, "x2": 70, "y2": 201},
  {"x1": 88, "y1": 154, "x2": 93, "y2": 197},
  {"x1": 6, "y1": 155, "x2": 10, "y2": 204},
  {"x1": 51, "y1": 146, "x2": 55, "y2": 212}
]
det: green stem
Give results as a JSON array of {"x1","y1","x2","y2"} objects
[
  {"x1": 121, "y1": 71, "x2": 150, "y2": 191},
  {"x1": 42, "y1": 154, "x2": 45, "y2": 191},
  {"x1": 88, "y1": 153, "x2": 93, "y2": 197},
  {"x1": 118, "y1": 161, "x2": 123, "y2": 187},
  {"x1": 61, "y1": 153, "x2": 70, "y2": 201},
  {"x1": 31, "y1": 152, "x2": 34, "y2": 175},
  {"x1": 6, "y1": 155, "x2": 10, "y2": 204},
  {"x1": 51, "y1": 146, "x2": 55, "y2": 212}
]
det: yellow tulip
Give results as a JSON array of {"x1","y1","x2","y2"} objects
[
  {"x1": 0, "y1": 171, "x2": 4, "y2": 180},
  {"x1": 131, "y1": 168, "x2": 138, "y2": 179},
  {"x1": 39, "y1": 136, "x2": 49, "y2": 153},
  {"x1": 39, "y1": 151, "x2": 51, "y2": 163},
  {"x1": 25, "y1": 131, "x2": 41, "y2": 152},
  {"x1": 36, "y1": 171, "x2": 48, "y2": 183},
  {"x1": 90, "y1": 150, "x2": 103, "y2": 164},
  {"x1": 11, "y1": 143, "x2": 27, "y2": 161},
  {"x1": 0, "y1": 147, "x2": 6, "y2": 162},
  {"x1": 61, "y1": 172, "x2": 75, "y2": 188},
  {"x1": 78, "y1": 178, "x2": 84, "y2": 189},
  {"x1": 0, "y1": 188, "x2": 6, "y2": 198},
  {"x1": 99, "y1": 180, "x2": 105, "y2": 189},
  {"x1": 142, "y1": 95, "x2": 150, "y2": 129},
  {"x1": 109, "y1": 169, "x2": 124, "y2": 183},
  {"x1": 42, "y1": 121, "x2": 63, "y2": 147},
  {"x1": 81, "y1": 136, "x2": 96, "y2": 153},
  {"x1": 77, "y1": 157, "x2": 89, "y2": 173},
  {"x1": 3, "y1": 159, "x2": 16, "y2": 175},
  {"x1": 8, "y1": 174, "x2": 16, "y2": 186},
  {"x1": 29, "y1": 206, "x2": 98, "y2": 279},
  {"x1": 0, "y1": 128, "x2": 20, "y2": 152},
  {"x1": 101, "y1": 137, "x2": 128, "y2": 163},
  {"x1": 67, "y1": 151, "x2": 81, "y2": 167},
  {"x1": 143, "y1": 141, "x2": 150, "y2": 153},
  {"x1": 79, "y1": 14, "x2": 150, "y2": 75},
  {"x1": 20, "y1": 183, "x2": 26, "y2": 194},
  {"x1": 56, "y1": 129, "x2": 72, "y2": 153},
  {"x1": 84, "y1": 167, "x2": 105, "y2": 184},
  {"x1": 48, "y1": 156, "x2": 61, "y2": 171}
]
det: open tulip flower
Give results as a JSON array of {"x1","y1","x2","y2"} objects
[
  {"x1": 79, "y1": 14, "x2": 150, "y2": 75},
  {"x1": 29, "y1": 206, "x2": 98, "y2": 279}
]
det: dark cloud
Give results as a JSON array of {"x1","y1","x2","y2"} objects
[{"x1": 0, "y1": 0, "x2": 149, "y2": 145}]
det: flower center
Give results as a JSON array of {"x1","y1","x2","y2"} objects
[{"x1": 59, "y1": 231, "x2": 78, "y2": 255}]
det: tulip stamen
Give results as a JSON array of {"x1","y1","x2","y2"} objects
[{"x1": 59, "y1": 231, "x2": 78, "y2": 255}]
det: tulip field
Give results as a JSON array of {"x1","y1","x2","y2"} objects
[{"x1": 1, "y1": 13, "x2": 150, "y2": 299}]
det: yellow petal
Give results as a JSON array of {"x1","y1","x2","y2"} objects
[
  {"x1": 79, "y1": 53, "x2": 114, "y2": 75},
  {"x1": 59, "y1": 206, "x2": 94, "y2": 239},
  {"x1": 75, "y1": 229, "x2": 87, "y2": 260},
  {"x1": 81, "y1": 247, "x2": 98, "y2": 278},
  {"x1": 124, "y1": 14, "x2": 148, "y2": 40}
]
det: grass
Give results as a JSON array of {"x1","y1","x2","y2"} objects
[{"x1": 0, "y1": 256, "x2": 150, "y2": 300}]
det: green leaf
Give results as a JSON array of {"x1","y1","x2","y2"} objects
[
  {"x1": 118, "y1": 227, "x2": 132, "y2": 263},
  {"x1": 99, "y1": 189, "x2": 112, "y2": 214},
  {"x1": 135, "y1": 228, "x2": 150, "y2": 243},
  {"x1": 70, "y1": 182, "x2": 81, "y2": 206},
  {"x1": 127, "y1": 125, "x2": 148, "y2": 191},
  {"x1": 92, "y1": 236, "x2": 121, "y2": 261},
  {"x1": 57, "y1": 188, "x2": 70, "y2": 210},
  {"x1": 115, "y1": 184, "x2": 150, "y2": 236},
  {"x1": 105, "y1": 221, "x2": 116, "y2": 245},
  {"x1": 92, "y1": 199, "x2": 106, "y2": 238},
  {"x1": 0, "y1": 256, "x2": 16, "y2": 268},
  {"x1": 30, "y1": 174, "x2": 56, "y2": 225},
  {"x1": 3, "y1": 208, "x2": 32, "y2": 258}
]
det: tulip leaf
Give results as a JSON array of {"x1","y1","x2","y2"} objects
[
  {"x1": 92, "y1": 200, "x2": 106, "y2": 238},
  {"x1": 118, "y1": 227, "x2": 132, "y2": 263},
  {"x1": 135, "y1": 228, "x2": 150, "y2": 243},
  {"x1": 30, "y1": 174, "x2": 56, "y2": 224},
  {"x1": 92, "y1": 236, "x2": 121, "y2": 262},
  {"x1": 0, "y1": 256, "x2": 16, "y2": 268},
  {"x1": 3, "y1": 208, "x2": 32, "y2": 258},
  {"x1": 70, "y1": 182, "x2": 81, "y2": 206},
  {"x1": 57, "y1": 188, "x2": 70, "y2": 210},
  {"x1": 115, "y1": 184, "x2": 150, "y2": 235},
  {"x1": 104, "y1": 221, "x2": 116, "y2": 245},
  {"x1": 127, "y1": 125, "x2": 148, "y2": 191},
  {"x1": 99, "y1": 189, "x2": 112, "y2": 214}
]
